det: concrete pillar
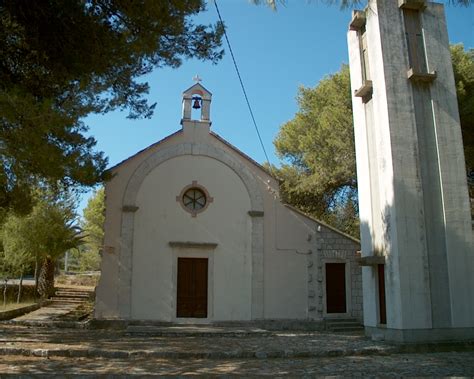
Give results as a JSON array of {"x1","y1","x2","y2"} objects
[{"x1": 348, "y1": 0, "x2": 474, "y2": 342}]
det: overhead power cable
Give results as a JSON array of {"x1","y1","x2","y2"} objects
[{"x1": 213, "y1": 0, "x2": 272, "y2": 166}]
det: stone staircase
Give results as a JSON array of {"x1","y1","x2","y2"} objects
[
  {"x1": 11, "y1": 286, "x2": 95, "y2": 325},
  {"x1": 51, "y1": 286, "x2": 95, "y2": 305},
  {"x1": 324, "y1": 318, "x2": 364, "y2": 332}
]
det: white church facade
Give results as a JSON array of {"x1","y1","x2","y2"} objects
[{"x1": 95, "y1": 82, "x2": 362, "y2": 322}]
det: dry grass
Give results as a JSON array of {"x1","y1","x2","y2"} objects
[{"x1": 55, "y1": 273, "x2": 100, "y2": 287}]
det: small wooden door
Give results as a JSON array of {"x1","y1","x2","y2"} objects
[
  {"x1": 326, "y1": 263, "x2": 347, "y2": 313},
  {"x1": 377, "y1": 264, "x2": 387, "y2": 324},
  {"x1": 177, "y1": 258, "x2": 208, "y2": 318}
]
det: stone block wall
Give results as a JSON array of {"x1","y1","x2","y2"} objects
[{"x1": 311, "y1": 224, "x2": 363, "y2": 321}]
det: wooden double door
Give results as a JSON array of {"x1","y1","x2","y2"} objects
[{"x1": 176, "y1": 258, "x2": 208, "y2": 318}]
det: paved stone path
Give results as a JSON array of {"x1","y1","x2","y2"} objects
[
  {"x1": 0, "y1": 351, "x2": 473, "y2": 376},
  {"x1": 0, "y1": 324, "x2": 473, "y2": 376},
  {"x1": 0, "y1": 324, "x2": 395, "y2": 359},
  {"x1": 11, "y1": 302, "x2": 81, "y2": 323},
  {"x1": 10, "y1": 285, "x2": 94, "y2": 325}
]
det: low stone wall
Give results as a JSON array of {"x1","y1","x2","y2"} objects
[{"x1": 0, "y1": 301, "x2": 51, "y2": 321}]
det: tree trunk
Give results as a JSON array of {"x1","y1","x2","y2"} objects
[
  {"x1": 17, "y1": 273, "x2": 23, "y2": 304},
  {"x1": 3, "y1": 279, "x2": 7, "y2": 308},
  {"x1": 38, "y1": 257, "x2": 55, "y2": 299},
  {"x1": 65, "y1": 251, "x2": 69, "y2": 273},
  {"x1": 34, "y1": 253, "x2": 39, "y2": 298}
]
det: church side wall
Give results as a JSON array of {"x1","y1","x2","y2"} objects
[
  {"x1": 208, "y1": 137, "x2": 363, "y2": 321},
  {"x1": 272, "y1": 206, "x2": 363, "y2": 322},
  {"x1": 262, "y1": 201, "x2": 312, "y2": 319},
  {"x1": 212, "y1": 140, "x2": 311, "y2": 319}
]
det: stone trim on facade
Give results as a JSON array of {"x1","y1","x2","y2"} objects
[{"x1": 168, "y1": 241, "x2": 218, "y2": 249}]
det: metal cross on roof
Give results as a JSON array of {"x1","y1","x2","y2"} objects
[{"x1": 192, "y1": 75, "x2": 202, "y2": 83}]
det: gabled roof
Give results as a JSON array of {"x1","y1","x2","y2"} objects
[
  {"x1": 106, "y1": 127, "x2": 358, "y2": 244},
  {"x1": 107, "y1": 130, "x2": 182, "y2": 172},
  {"x1": 182, "y1": 82, "x2": 212, "y2": 96},
  {"x1": 210, "y1": 132, "x2": 275, "y2": 179},
  {"x1": 107, "y1": 128, "x2": 275, "y2": 181},
  {"x1": 284, "y1": 203, "x2": 361, "y2": 244}
]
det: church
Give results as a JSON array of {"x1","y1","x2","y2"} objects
[{"x1": 94, "y1": 81, "x2": 362, "y2": 323}]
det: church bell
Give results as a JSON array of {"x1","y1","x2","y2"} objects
[{"x1": 192, "y1": 97, "x2": 201, "y2": 109}]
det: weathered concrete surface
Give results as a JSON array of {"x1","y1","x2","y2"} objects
[{"x1": 348, "y1": 0, "x2": 474, "y2": 342}]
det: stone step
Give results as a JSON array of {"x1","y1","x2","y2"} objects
[
  {"x1": 54, "y1": 292, "x2": 91, "y2": 299},
  {"x1": 51, "y1": 295, "x2": 87, "y2": 300},
  {"x1": 0, "y1": 344, "x2": 398, "y2": 360},
  {"x1": 126, "y1": 325, "x2": 271, "y2": 337},
  {"x1": 55, "y1": 289, "x2": 94, "y2": 295},
  {"x1": 55, "y1": 286, "x2": 94, "y2": 291},
  {"x1": 325, "y1": 321, "x2": 362, "y2": 328},
  {"x1": 324, "y1": 318, "x2": 359, "y2": 323},
  {"x1": 121, "y1": 320, "x2": 325, "y2": 332},
  {"x1": 50, "y1": 298, "x2": 87, "y2": 304},
  {"x1": 54, "y1": 295, "x2": 93, "y2": 299},
  {"x1": 324, "y1": 318, "x2": 363, "y2": 332},
  {"x1": 329, "y1": 326, "x2": 365, "y2": 332}
]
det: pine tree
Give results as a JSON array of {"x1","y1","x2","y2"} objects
[
  {"x1": 273, "y1": 45, "x2": 473, "y2": 237},
  {"x1": 0, "y1": 1, "x2": 224, "y2": 211},
  {"x1": 80, "y1": 188, "x2": 105, "y2": 271}
]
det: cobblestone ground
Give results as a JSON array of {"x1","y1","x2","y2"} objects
[
  {"x1": 0, "y1": 324, "x2": 473, "y2": 376},
  {"x1": 0, "y1": 352, "x2": 473, "y2": 376},
  {"x1": 0, "y1": 324, "x2": 396, "y2": 358}
]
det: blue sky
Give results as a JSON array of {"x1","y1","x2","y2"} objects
[{"x1": 80, "y1": 0, "x2": 474, "y2": 213}]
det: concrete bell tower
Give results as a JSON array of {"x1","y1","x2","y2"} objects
[
  {"x1": 348, "y1": 0, "x2": 473, "y2": 342},
  {"x1": 181, "y1": 77, "x2": 212, "y2": 133}
]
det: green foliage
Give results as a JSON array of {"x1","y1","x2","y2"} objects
[
  {"x1": 450, "y1": 44, "x2": 474, "y2": 195},
  {"x1": 1, "y1": 190, "x2": 83, "y2": 274},
  {"x1": 79, "y1": 249, "x2": 102, "y2": 272},
  {"x1": 273, "y1": 65, "x2": 359, "y2": 237},
  {"x1": 80, "y1": 188, "x2": 105, "y2": 271},
  {"x1": 82, "y1": 188, "x2": 105, "y2": 253},
  {"x1": 0, "y1": 1, "x2": 224, "y2": 211},
  {"x1": 273, "y1": 45, "x2": 473, "y2": 238},
  {"x1": 0, "y1": 189, "x2": 83, "y2": 297},
  {"x1": 1, "y1": 212, "x2": 35, "y2": 278},
  {"x1": 254, "y1": 0, "x2": 472, "y2": 9},
  {"x1": 0, "y1": 250, "x2": 9, "y2": 281}
]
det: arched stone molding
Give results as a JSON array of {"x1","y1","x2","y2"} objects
[{"x1": 117, "y1": 143, "x2": 264, "y2": 319}]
